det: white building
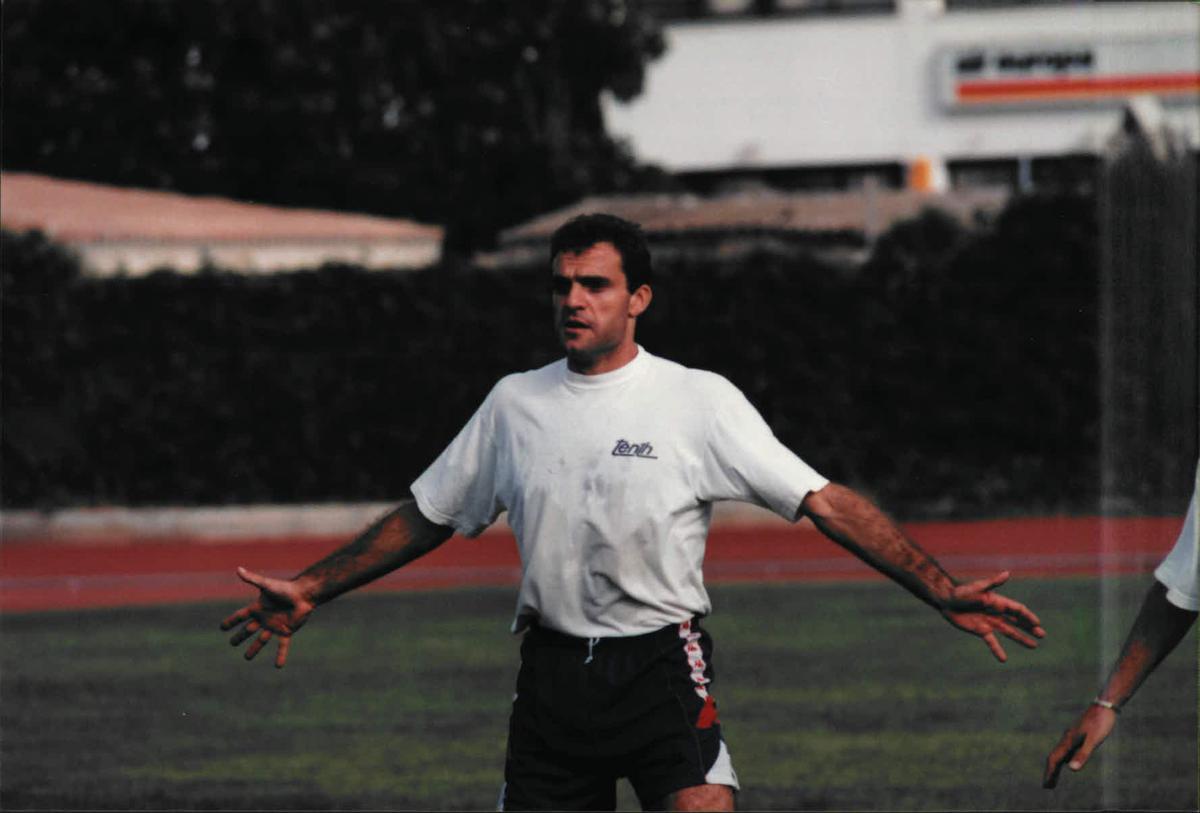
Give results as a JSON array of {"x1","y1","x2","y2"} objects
[{"x1": 604, "y1": 0, "x2": 1199, "y2": 192}]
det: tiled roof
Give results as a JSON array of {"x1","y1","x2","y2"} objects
[
  {"x1": 0, "y1": 172, "x2": 442, "y2": 244},
  {"x1": 500, "y1": 187, "x2": 1009, "y2": 244}
]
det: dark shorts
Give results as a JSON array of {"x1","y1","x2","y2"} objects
[{"x1": 500, "y1": 618, "x2": 734, "y2": 811}]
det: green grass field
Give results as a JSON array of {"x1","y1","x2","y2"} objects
[{"x1": 2, "y1": 576, "x2": 1195, "y2": 810}]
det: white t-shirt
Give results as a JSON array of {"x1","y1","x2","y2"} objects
[
  {"x1": 411, "y1": 346, "x2": 829, "y2": 637},
  {"x1": 1154, "y1": 461, "x2": 1199, "y2": 612}
]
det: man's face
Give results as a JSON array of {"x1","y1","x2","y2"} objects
[{"x1": 551, "y1": 241, "x2": 650, "y2": 368}]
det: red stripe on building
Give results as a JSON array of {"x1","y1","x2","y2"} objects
[{"x1": 957, "y1": 71, "x2": 1200, "y2": 103}]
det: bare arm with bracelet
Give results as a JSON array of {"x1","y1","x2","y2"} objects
[
  {"x1": 1042, "y1": 581, "x2": 1197, "y2": 788},
  {"x1": 1044, "y1": 469, "x2": 1198, "y2": 788}
]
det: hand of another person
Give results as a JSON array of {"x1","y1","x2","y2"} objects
[
  {"x1": 219, "y1": 566, "x2": 314, "y2": 668},
  {"x1": 939, "y1": 571, "x2": 1046, "y2": 662},
  {"x1": 1043, "y1": 704, "x2": 1118, "y2": 788}
]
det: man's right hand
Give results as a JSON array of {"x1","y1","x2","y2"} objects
[{"x1": 219, "y1": 566, "x2": 315, "y2": 668}]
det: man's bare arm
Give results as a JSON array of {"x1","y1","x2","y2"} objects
[
  {"x1": 801, "y1": 483, "x2": 956, "y2": 608},
  {"x1": 293, "y1": 499, "x2": 454, "y2": 605},
  {"x1": 219, "y1": 499, "x2": 454, "y2": 667},
  {"x1": 1043, "y1": 581, "x2": 1197, "y2": 787},
  {"x1": 800, "y1": 482, "x2": 1045, "y2": 661}
]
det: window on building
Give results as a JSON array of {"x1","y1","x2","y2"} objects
[
  {"x1": 944, "y1": 0, "x2": 1098, "y2": 10},
  {"x1": 678, "y1": 162, "x2": 905, "y2": 195},
  {"x1": 948, "y1": 158, "x2": 1019, "y2": 190},
  {"x1": 1031, "y1": 154, "x2": 1100, "y2": 193},
  {"x1": 637, "y1": 0, "x2": 896, "y2": 22}
]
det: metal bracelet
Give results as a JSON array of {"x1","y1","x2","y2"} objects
[{"x1": 1092, "y1": 698, "x2": 1121, "y2": 714}]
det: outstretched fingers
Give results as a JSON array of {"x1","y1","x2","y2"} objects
[
  {"x1": 219, "y1": 605, "x2": 253, "y2": 631},
  {"x1": 954, "y1": 570, "x2": 1012, "y2": 598},
  {"x1": 236, "y1": 565, "x2": 270, "y2": 590},
  {"x1": 993, "y1": 617, "x2": 1041, "y2": 649},
  {"x1": 222, "y1": 565, "x2": 306, "y2": 667},
  {"x1": 964, "y1": 573, "x2": 1045, "y2": 637},
  {"x1": 275, "y1": 635, "x2": 292, "y2": 669},
  {"x1": 988, "y1": 593, "x2": 1044, "y2": 635},
  {"x1": 240, "y1": 629, "x2": 292, "y2": 667},
  {"x1": 229, "y1": 620, "x2": 261, "y2": 647},
  {"x1": 243, "y1": 628, "x2": 273, "y2": 660},
  {"x1": 977, "y1": 570, "x2": 1012, "y2": 592},
  {"x1": 971, "y1": 615, "x2": 1039, "y2": 661},
  {"x1": 981, "y1": 631, "x2": 1007, "y2": 662},
  {"x1": 947, "y1": 572, "x2": 1045, "y2": 661},
  {"x1": 224, "y1": 615, "x2": 295, "y2": 667}
]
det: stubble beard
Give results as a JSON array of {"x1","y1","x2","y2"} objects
[{"x1": 562, "y1": 332, "x2": 621, "y2": 373}]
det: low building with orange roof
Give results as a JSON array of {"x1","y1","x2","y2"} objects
[{"x1": 1, "y1": 172, "x2": 443, "y2": 275}]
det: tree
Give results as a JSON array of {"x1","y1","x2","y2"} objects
[{"x1": 2, "y1": 0, "x2": 667, "y2": 253}]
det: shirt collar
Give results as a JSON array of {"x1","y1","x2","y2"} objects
[{"x1": 562, "y1": 344, "x2": 649, "y2": 390}]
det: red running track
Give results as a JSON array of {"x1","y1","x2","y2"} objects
[{"x1": 0, "y1": 516, "x2": 1183, "y2": 613}]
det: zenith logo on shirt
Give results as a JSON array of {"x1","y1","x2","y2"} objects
[{"x1": 612, "y1": 439, "x2": 658, "y2": 459}]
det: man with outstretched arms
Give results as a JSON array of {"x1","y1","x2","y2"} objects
[
  {"x1": 1043, "y1": 461, "x2": 1198, "y2": 789},
  {"x1": 222, "y1": 214, "x2": 1045, "y2": 812}
]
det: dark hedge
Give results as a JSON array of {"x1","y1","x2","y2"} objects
[{"x1": 2, "y1": 193, "x2": 1103, "y2": 518}]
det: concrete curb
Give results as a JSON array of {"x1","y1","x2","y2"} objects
[{"x1": 0, "y1": 501, "x2": 787, "y2": 543}]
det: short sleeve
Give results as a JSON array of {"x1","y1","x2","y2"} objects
[
  {"x1": 695, "y1": 377, "x2": 828, "y2": 521},
  {"x1": 410, "y1": 384, "x2": 506, "y2": 538},
  {"x1": 1154, "y1": 465, "x2": 1199, "y2": 611}
]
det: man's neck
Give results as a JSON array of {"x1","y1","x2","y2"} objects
[{"x1": 567, "y1": 341, "x2": 640, "y2": 375}]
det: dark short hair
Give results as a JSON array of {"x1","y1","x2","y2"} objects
[{"x1": 549, "y1": 213, "x2": 653, "y2": 291}]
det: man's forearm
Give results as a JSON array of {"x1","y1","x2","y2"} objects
[
  {"x1": 1096, "y1": 581, "x2": 1198, "y2": 709},
  {"x1": 293, "y1": 499, "x2": 453, "y2": 605},
  {"x1": 801, "y1": 483, "x2": 956, "y2": 608}
]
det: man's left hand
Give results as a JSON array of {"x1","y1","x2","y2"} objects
[{"x1": 940, "y1": 570, "x2": 1046, "y2": 662}]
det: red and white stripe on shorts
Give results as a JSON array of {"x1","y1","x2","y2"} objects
[{"x1": 678, "y1": 619, "x2": 719, "y2": 729}]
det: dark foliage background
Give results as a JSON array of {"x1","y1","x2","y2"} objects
[
  {"x1": 2, "y1": 193, "x2": 1104, "y2": 517},
  {"x1": 3, "y1": 0, "x2": 670, "y2": 254}
]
